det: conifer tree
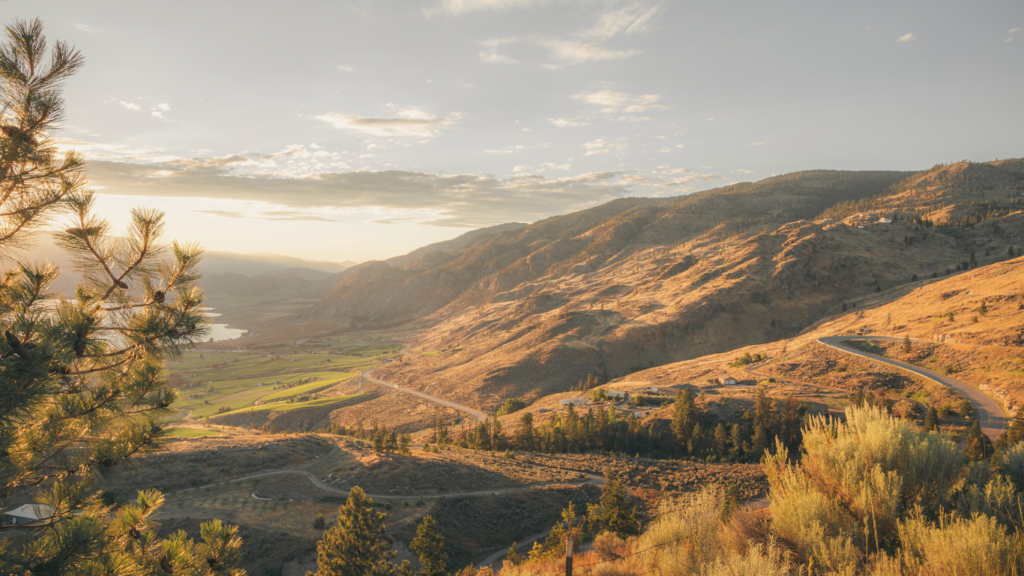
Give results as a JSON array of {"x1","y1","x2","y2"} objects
[
  {"x1": 965, "y1": 421, "x2": 993, "y2": 460},
  {"x1": 0, "y1": 19, "x2": 243, "y2": 574},
  {"x1": 586, "y1": 469, "x2": 639, "y2": 537},
  {"x1": 516, "y1": 411, "x2": 535, "y2": 451},
  {"x1": 924, "y1": 406, "x2": 939, "y2": 431},
  {"x1": 671, "y1": 389, "x2": 697, "y2": 449},
  {"x1": 311, "y1": 486, "x2": 410, "y2": 576},
  {"x1": 410, "y1": 515, "x2": 447, "y2": 576},
  {"x1": 434, "y1": 416, "x2": 449, "y2": 445}
]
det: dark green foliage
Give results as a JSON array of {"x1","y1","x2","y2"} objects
[
  {"x1": 587, "y1": 469, "x2": 640, "y2": 538},
  {"x1": 965, "y1": 422, "x2": 993, "y2": 460},
  {"x1": 924, "y1": 406, "x2": 939, "y2": 431},
  {"x1": 434, "y1": 416, "x2": 450, "y2": 445},
  {"x1": 496, "y1": 398, "x2": 527, "y2": 416},
  {"x1": 311, "y1": 486, "x2": 411, "y2": 576},
  {"x1": 0, "y1": 19, "x2": 244, "y2": 575},
  {"x1": 902, "y1": 335, "x2": 912, "y2": 354},
  {"x1": 313, "y1": 512, "x2": 326, "y2": 530},
  {"x1": 410, "y1": 516, "x2": 447, "y2": 576}
]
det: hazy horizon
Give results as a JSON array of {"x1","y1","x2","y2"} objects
[{"x1": 4, "y1": 0, "x2": 1021, "y2": 261}]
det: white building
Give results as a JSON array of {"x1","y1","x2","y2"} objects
[{"x1": 4, "y1": 504, "x2": 54, "y2": 526}]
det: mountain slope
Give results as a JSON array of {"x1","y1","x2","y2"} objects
[{"x1": 306, "y1": 170, "x2": 913, "y2": 327}]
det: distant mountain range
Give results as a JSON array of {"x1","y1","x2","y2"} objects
[{"x1": 6, "y1": 238, "x2": 357, "y2": 295}]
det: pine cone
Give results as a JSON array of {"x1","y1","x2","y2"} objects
[{"x1": 153, "y1": 290, "x2": 165, "y2": 303}]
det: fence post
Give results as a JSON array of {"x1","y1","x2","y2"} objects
[{"x1": 565, "y1": 533, "x2": 573, "y2": 576}]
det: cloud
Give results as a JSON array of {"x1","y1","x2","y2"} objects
[
  {"x1": 735, "y1": 168, "x2": 754, "y2": 174},
  {"x1": 750, "y1": 141, "x2": 768, "y2": 146},
  {"x1": 481, "y1": 143, "x2": 552, "y2": 155},
  {"x1": 898, "y1": 33, "x2": 915, "y2": 42},
  {"x1": 583, "y1": 137, "x2": 628, "y2": 155},
  {"x1": 192, "y1": 210, "x2": 337, "y2": 222},
  {"x1": 337, "y1": 65, "x2": 354, "y2": 72},
  {"x1": 74, "y1": 24, "x2": 105, "y2": 33},
  {"x1": 1008, "y1": 28, "x2": 1020, "y2": 34},
  {"x1": 120, "y1": 101, "x2": 141, "y2": 111},
  {"x1": 573, "y1": 90, "x2": 666, "y2": 113},
  {"x1": 315, "y1": 107, "x2": 461, "y2": 138},
  {"x1": 477, "y1": 1, "x2": 661, "y2": 67},
  {"x1": 549, "y1": 117, "x2": 589, "y2": 128},
  {"x1": 426, "y1": 0, "x2": 552, "y2": 17},
  {"x1": 84, "y1": 157, "x2": 649, "y2": 228}
]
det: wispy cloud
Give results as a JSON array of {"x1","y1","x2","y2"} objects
[
  {"x1": 192, "y1": 210, "x2": 337, "y2": 222},
  {"x1": 316, "y1": 107, "x2": 462, "y2": 138},
  {"x1": 477, "y1": 1, "x2": 662, "y2": 67},
  {"x1": 86, "y1": 158, "x2": 645, "y2": 228},
  {"x1": 426, "y1": 0, "x2": 552, "y2": 17},
  {"x1": 549, "y1": 117, "x2": 589, "y2": 127},
  {"x1": 583, "y1": 137, "x2": 629, "y2": 155},
  {"x1": 337, "y1": 65, "x2": 354, "y2": 72},
  {"x1": 897, "y1": 33, "x2": 915, "y2": 42},
  {"x1": 74, "y1": 24, "x2": 105, "y2": 33},
  {"x1": 120, "y1": 101, "x2": 141, "y2": 111},
  {"x1": 573, "y1": 90, "x2": 666, "y2": 113},
  {"x1": 481, "y1": 143, "x2": 552, "y2": 155},
  {"x1": 750, "y1": 141, "x2": 768, "y2": 146},
  {"x1": 1008, "y1": 27, "x2": 1020, "y2": 34}
]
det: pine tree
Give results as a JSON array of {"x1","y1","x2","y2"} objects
[
  {"x1": 312, "y1": 486, "x2": 409, "y2": 576},
  {"x1": 434, "y1": 416, "x2": 450, "y2": 445},
  {"x1": 713, "y1": 423, "x2": 729, "y2": 458},
  {"x1": 730, "y1": 423, "x2": 744, "y2": 457},
  {"x1": 410, "y1": 516, "x2": 447, "y2": 576},
  {"x1": 671, "y1": 389, "x2": 697, "y2": 449},
  {"x1": 964, "y1": 421, "x2": 993, "y2": 460},
  {"x1": 0, "y1": 19, "x2": 243, "y2": 574},
  {"x1": 586, "y1": 469, "x2": 640, "y2": 537},
  {"x1": 902, "y1": 335, "x2": 912, "y2": 354},
  {"x1": 924, "y1": 406, "x2": 939, "y2": 431},
  {"x1": 517, "y1": 411, "x2": 535, "y2": 451},
  {"x1": 490, "y1": 416, "x2": 506, "y2": 450},
  {"x1": 474, "y1": 422, "x2": 491, "y2": 450}
]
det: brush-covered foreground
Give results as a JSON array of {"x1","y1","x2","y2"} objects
[{"x1": 479, "y1": 407, "x2": 1024, "y2": 576}]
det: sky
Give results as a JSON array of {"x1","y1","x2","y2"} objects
[{"x1": 4, "y1": 0, "x2": 1023, "y2": 262}]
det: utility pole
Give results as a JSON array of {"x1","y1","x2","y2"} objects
[{"x1": 565, "y1": 533, "x2": 573, "y2": 576}]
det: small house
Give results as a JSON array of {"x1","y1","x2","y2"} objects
[
  {"x1": 718, "y1": 375, "x2": 738, "y2": 386},
  {"x1": 4, "y1": 504, "x2": 53, "y2": 526}
]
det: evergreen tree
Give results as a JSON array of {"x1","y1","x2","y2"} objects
[
  {"x1": 730, "y1": 423, "x2": 744, "y2": 457},
  {"x1": 713, "y1": 423, "x2": 730, "y2": 458},
  {"x1": 671, "y1": 389, "x2": 697, "y2": 449},
  {"x1": 0, "y1": 19, "x2": 243, "y2": 574},
  {"x1": 516, "y1": 411, "x2": 535, "y2": 451},
  {"x1": 965, "y1": 421, "x2": 993, "y2": 460},
  {"x1": 312, "y1": 486, "x2": 410, "y2": 576},
  {"x1": 434, "y1": 416, "x2": 450, "y2": 445},
  {"x1": 410, "y1": 516, "x2": 447, "y2": 576},
  {"x1": 586, "y1": 469, "x2": 640, "y2": 537},
  {"x1": 924, "y1": 406, "x2": 939, "y2": 432},
  {"x1": 902, "y1": 335, "x2": 912, "y2": 353},
  {"x1": 490, "y1": 416, "x2": 506, "y2": 450},
  {"x1": 474, "y1": 422, "x2": 491, "y2": 450}
]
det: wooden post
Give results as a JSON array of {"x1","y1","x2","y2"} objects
[{"x1": 565, "y1": 533, "x2": 573, "y2": 576}]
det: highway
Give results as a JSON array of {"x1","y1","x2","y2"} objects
[{"x1": 818, "y1": 335, "x2": 1007, "y2": 440}]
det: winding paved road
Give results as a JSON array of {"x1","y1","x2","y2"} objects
[
  {"x1": 818, "y1": 335, "x2": 1007, "y2": 440},
  {"x1": 358, "y1": 345, "x2": 487, "y2": 423}
]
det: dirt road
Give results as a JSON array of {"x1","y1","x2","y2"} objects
[{"x1": 818, "y1": 335, "x2": 1007, "y2": 440}]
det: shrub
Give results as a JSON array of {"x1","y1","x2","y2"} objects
[
  {"x1": 592, "y1": 532, "x2": 628, "y2": 561},
  {"x1": 497, "y1": 398, "x2": 527, "y2": 416}
]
